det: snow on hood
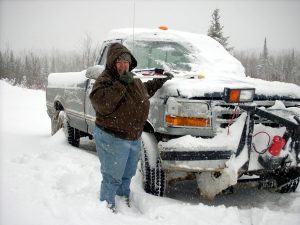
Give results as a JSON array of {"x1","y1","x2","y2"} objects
[{"x1": 154, "y1": 74, "x2": 300, "y2": 99}]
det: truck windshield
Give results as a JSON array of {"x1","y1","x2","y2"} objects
[{"x1": 124, "y1": 40, "x2": 192, "y2": 72}]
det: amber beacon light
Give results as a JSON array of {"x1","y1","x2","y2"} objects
[{"x1": 158, "y1": 26, "x2": 168, "y2": 30}]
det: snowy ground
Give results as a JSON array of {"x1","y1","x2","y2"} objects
[{"x1": 1, "y1": 80, "x2": 300, "y2": 225}]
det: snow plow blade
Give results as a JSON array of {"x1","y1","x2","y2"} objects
[{"x1": 159, "y1": 105, "x2": 300, "y2": 199}]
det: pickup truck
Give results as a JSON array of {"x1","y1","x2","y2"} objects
[{"x1": 46, "y1": 28, "x2": 300, "y2": 199}]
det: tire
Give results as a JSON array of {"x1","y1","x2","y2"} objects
[
  {"x1": 63, "y1": 113, "x2": 80, "y2": 147},
  {"x1": 278, "y1": 178, "x2": 300, "y2": 193},
  {"x1": 141, "y1": 132, "x2": 166, "y2": 196},
  {"x1": 275, "y1": 170, "x2": 300, "y2": 193},
  {"x1": 141, "y1": 146, "x2": 152, "y2": 194},
  {"x1": 277, "y1": 177, "x2": 300, "y2": 193},
  {"x1": 154, "y1": 157, "x2": 166, "y2": 197}
]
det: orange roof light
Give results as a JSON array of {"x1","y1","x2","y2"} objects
[{"x1": 159, "y1": 26, "x2": 168, "y2": 30}]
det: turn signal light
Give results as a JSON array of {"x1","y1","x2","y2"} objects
[
  {"x1": 223, "y1": 88, "x2": 255, "y2": 103},
  {"x1": 159, "y1": 26, "x2": 168, "y2": 30},
  {"x1": 165, "y1": 115, "x2": 210, "y2": 127}
]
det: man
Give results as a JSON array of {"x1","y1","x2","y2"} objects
[{"x1": 89, "y1": 43, "x2": 173, "y2": 212}]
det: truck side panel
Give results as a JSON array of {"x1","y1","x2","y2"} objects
[{"x1": 46, "y1": 71, "x2": 89, "y2": 134}]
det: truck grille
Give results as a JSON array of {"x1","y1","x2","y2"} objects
[
  {"x1": 214, "y1": 100, "x2": 300, "y2": 128},
  {"x1": 190, "y1": 95, "x2": 300, "y2": 129}
]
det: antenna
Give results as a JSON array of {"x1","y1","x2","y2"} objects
[{"x1": 132, "y1": 0, "x2": 136, "y2": 55}]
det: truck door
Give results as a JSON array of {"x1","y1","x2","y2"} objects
[{"x1": 85, "y1": 40, "x2": 122, "y2": 135}]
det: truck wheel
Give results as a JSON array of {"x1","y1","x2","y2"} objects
[
  {"x1": 141, "y1": 132, "x2": 166, "y2": 196},
  {"x1": 141, "y1": 146, "x2": 152, "y2": 194},
  {"x1": 63, "y1": 113, "x2": 80, "y2": 147},
  {"x1": 154, "y1": 157, "x2": 166, "y2": 197},
  {"x1": 275, "y1": 170, "x2": 300, "y2": 193},
  {"x1": 277, "y1": 177, "x2": 300, "y2": 193}
]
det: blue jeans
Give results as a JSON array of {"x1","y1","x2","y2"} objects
[{"x1": 94, "y1": 126, "x2": 141, "y2": 208}]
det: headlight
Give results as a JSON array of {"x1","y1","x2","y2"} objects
[
  {"x1": 165, "y1": 97, "x2": 211, "y2": 127},
  {"x1": 223, "y1": 88, "x2": 255, "y2": 103}
]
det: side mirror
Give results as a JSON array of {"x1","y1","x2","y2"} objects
[{"x1": 86, "y1": 65, "x2": 104, "y2": 79}]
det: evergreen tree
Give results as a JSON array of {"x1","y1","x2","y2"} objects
[
  {"x1": 207, "y1": 8, "x2": 233, "y2": 52},
  {"x1": 0, "y1": 51, "x2": 5, "y2": 80},
  {"x1": 285, "y1": 50, "x2": 296, "y2": 83},
  {"x1": 257, "y1": 37, "x2": 273, "y2": 80}
]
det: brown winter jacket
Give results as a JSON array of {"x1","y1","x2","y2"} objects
[{"x1": 89, "y1": 43, "x2": 167, "y2": 140}]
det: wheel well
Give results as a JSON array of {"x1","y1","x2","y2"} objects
[
  {"x1": 54, "y1": 101, "x2": 64, "y2": 111},
  {"x1": 143, "y1": 121, "x2": 154, "y2": 133}
]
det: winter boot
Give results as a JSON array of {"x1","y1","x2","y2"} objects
[
  {"x1": 125, "y1": 197, "x2": 131, "y2": 208},
  {"x1": 107, "y1": 203, "x2": 117, "y2": 214}
]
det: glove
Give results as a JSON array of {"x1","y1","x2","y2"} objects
[
  {"x1": 119, "y1": 72, "x2": 134, "y2": 85},
  {"x1": 163, "y1": 72, "x2": 174, "y2": 80}
]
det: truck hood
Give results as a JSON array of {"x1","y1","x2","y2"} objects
[{"x1": 154, "y1": 73, "x2": 300, "y2": 99}]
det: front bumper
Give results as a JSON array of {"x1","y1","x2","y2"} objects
[
  {"x1": 160, "y1": 149, "x2": 233, "y2": 172},
  {"x1": 158, "y1": 114, "x2": 248, "y2": 172}
]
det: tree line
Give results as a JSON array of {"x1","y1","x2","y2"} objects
[
  {"x1": 208, "y1": 8, "x2": 300, "y2": 85},
  {"x1": 1, "y1": 40, "x2": 299, "y2": 90},
  {"x1": 0, "y1": 35, "x2": 99, "y2": 90},
  {"x1": 234, "y1": 47, "x2": 300, "y2": 85}
]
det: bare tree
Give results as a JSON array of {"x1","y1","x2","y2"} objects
[
  {"x1": 234, "y1": 50, "x2": 259, "y2": 78},
  {"x1": 235, "y1": 48, "x2": 300, "y2": 85},
  {"x1": 81, "y1": 33, "x2": 100, "y2": 68}
]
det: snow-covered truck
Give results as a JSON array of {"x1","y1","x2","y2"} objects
[{"x1": 46, "y1": 28, "x2": 300, "y2": 199}]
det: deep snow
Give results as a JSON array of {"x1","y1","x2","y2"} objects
[{"x1": 1, "y1": 80, "x2": 300, "y2": 225}]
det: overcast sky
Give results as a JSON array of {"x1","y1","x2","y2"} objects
[{"x1": 1, "y1": 0, "x2": 300, "y2": 52}]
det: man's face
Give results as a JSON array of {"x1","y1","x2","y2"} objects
[{"x1": 116, "y1": 60, "x2": 130, "y2": 75}]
